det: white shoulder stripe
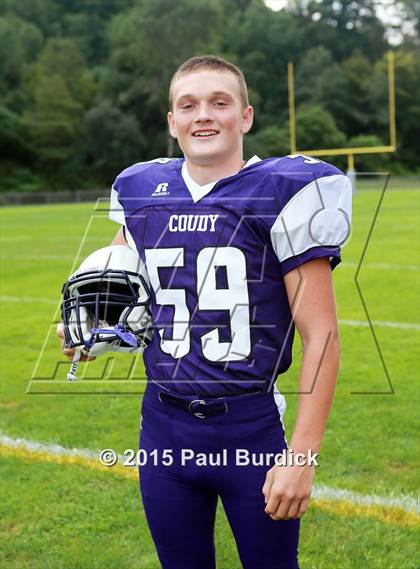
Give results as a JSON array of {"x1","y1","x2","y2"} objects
[
  {"x1": 109, "y1": 186, "x2": 125, "y2": 225},
  {"x1": 109, "y1": 187, "x2": 137, "y2": 250},
  {"x1": 270, "y1": 174, "x2": 352, "y2": 264}
]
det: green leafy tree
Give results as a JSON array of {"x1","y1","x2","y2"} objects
[
  {"x1": 1, "y1": 0, "x2": 61, "y2": 37},
  {"x1": 340, "y1": 52, "x2": 376, "y2": 136},
  {"x1": 0, "y1": 15, "x2": 43, "y2": 109},
  {"x1": 22, "y1": 39, "x2": 96, "y2": 185},
  {"x1": 0, "y1": 105, "x2": 33, "y2": 162},
  {"x1": 0, "y1": 0, "x2": 419, "y2": 190},
  {"x1": 374, "y1": 49, "x2": 420, "y2": 170},
  {"x1": 60, "y1": 0, "x2": 136, "y2": 65},
  {"x1": 348, "y1": 134, "x2": 389, "y2": 171},
  {"x1": 295, "y1": 47, "x2": 349, "y2": 132},
  {"x1": 244, "y1": 125, "x2": 290, "y2": 159},
  {"x1": 289, "y1": 0, "x2": 387, "y2": 61},
  {"x1": 295, "y1": 105, "x2": 347, "y2": 150},
  {"x1": 23, "y1": 75, "x2": 81, "y2": 162},
  {"x1": 81, "y1": 101, "x2": 145, "y2": 182},
  {"x1": 104, "y1": 0, "x2": 223, "y2": 156},
  {"x1": 227, "y1": 0, "x2": 304, "y2": 129},
  {"x1": 26, "y1": 38, "x2": 96, "y2": 106}
]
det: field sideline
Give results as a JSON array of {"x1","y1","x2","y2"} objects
[{"x1": 1, "y1": 180, "x2": 419, "y2": 568}]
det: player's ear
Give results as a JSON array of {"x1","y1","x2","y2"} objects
[
  {"x1": 167, "y1": 112, "x2": 177, "y2": 138},
  {"x1": 241, "y1": 105, "x2": 254, "y2": 135}
]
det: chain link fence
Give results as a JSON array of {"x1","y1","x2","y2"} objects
[
  {"x1": 0, "y1": 189, "x2": 107, "y2": 206},
  {"x1": 0, "y1": 176, "x2": 418, "y2": 207}
]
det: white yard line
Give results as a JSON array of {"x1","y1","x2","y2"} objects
[
  {"x1": 1, "y1": 433, "x2": 418, "y2": 514},
  {"x1": 339, "y1": 319, "x2": 420, "y2": 331},
  {"x1": 1, "y1": 433, "x2": 99, "y2": 460},
  {"x1": 0, "y1": 296, "x2": 58, "y2": 305},
  {"x1": 4, "y1": 254, "x2": 75, "y2": 260},
  {"x1": 0, "y1": 297, "x2": 418, "y2": 330},
  {"x1": 312, "y1": 483, "x2": 418, "y2": 513},
  {"x1": 341, "y1": 262, "x2": 419, "y2": 271}
]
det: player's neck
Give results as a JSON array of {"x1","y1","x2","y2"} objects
[{"x1": 184, "y1": 156, "x2": 245, "y2": 186}]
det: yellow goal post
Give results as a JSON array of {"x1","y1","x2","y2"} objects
[{"x1": 287, "y1": 51, "x2": 396, "y2": 190}]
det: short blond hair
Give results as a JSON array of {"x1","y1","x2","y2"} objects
[{"x1": 169, "y1": 55, "x2": 249, "y2": 110}]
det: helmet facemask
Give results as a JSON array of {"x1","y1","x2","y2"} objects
[{"x1": 62, "y1": 268, "x2": 152, "y2": 356}]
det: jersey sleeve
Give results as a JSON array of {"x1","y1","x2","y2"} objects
[
  {"x1": 109, "y1": 158, "x2": 176, "y2": 252},
  {"x1": 269, "y1": 172, "x2": 352, "y2": 277},
  {"x1": 109, "y1": 183, "x2": 137, "y2": 250}
]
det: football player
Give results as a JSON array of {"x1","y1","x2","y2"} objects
[{"x1": 58, "y1": 55, "x2": 351, "y2": 569}]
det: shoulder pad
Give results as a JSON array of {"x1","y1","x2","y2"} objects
[{"x1": 116, "y1": 158, "x2": 176, "y2": 181}]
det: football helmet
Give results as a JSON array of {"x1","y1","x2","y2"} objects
[{"x1": 61, "y1": 245, "x2": 152, "y2": 358}]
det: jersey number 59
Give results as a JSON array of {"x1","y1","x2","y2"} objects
[{"x1": 145, "y1": 247, "x2": 251, "y2": 362}]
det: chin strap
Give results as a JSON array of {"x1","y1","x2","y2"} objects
[
  {"x1": 67, "y1": 349, "x2": 82, "y2": 382},
  {"x1": 112, "y1": 325, "x2": 138, "y2": 347},
  {"x1": 86, "y1": 325, "x2": 138, "y2": 348},
  {"x1": 67, "y1": 325, "x2": 138, "y2": 381}
]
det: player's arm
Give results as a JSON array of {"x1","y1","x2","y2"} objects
[
  {"x1": 111, "y1": 226, "x2": 128, "y2": 246},
  {"x1": 263, "y1": 257, "x2": 340, "y2": 520},
  {"x1": 285, "y1": 256, "x2": 340, "y2": 455}
]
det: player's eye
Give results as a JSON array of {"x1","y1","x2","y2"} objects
[
  {"x1": 214, "y1": 101, "x2": 228, "y2": 107},
  {"x1": 181, "y1": 103, "x2": 193, "y2": 110}
]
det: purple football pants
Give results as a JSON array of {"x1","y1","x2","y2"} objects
[{"x1": 139, "y1": 381, "x2": 300, "y2": 569}]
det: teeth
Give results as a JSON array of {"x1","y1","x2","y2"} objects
[{"x1": 193, "y1": 131, "x2": 218, "y2": 137}]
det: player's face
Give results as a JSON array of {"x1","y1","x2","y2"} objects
[{"x1": 168, "y1": 70, "x2": 253, "y2": 166}]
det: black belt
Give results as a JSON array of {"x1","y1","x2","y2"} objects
[{"x1": 158, "y1": 391, "x2": 228, "y2": 419}]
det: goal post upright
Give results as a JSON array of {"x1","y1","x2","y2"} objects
[
  {"x1": 388, "y1": 51, "x2": 397, "y2": 150},
  {"x1": 287, "y1": 51, "x2": 397, "y2": 192},
  {"x1": 287, "y1": 62, "x2": 297, "y2": 155}
]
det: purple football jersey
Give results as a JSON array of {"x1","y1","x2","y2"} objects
[{"x1": 110, "y1": 155, "x2": 352, "y2": 395}]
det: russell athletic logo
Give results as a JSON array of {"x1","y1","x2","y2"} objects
[{"x1": 152, "y1": 182, "x2": 170, "y2": 197}]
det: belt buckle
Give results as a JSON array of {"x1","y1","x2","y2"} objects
[{"x1": 188, "y1": 399, "x2": 207, "y2": 419}]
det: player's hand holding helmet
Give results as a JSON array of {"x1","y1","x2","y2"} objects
[{"x1": 61, "y1": 245, "x2": 152, "y2": 379}]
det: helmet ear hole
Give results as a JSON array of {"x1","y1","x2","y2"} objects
[{"x1": 120, "y1": 306, "x2": 151, "y2": 333}]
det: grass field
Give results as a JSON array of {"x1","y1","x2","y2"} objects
[{"x1": 1, "y1": 176, "x2": 419, "y2": 568}]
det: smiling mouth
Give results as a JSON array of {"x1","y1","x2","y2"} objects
[{"x1": 192, "y1": 130, "x2": 219, "y2": 138}]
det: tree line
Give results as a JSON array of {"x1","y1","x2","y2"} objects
[{"x1": 0, "y1": 0, "x2": 419, "y2": 192}]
